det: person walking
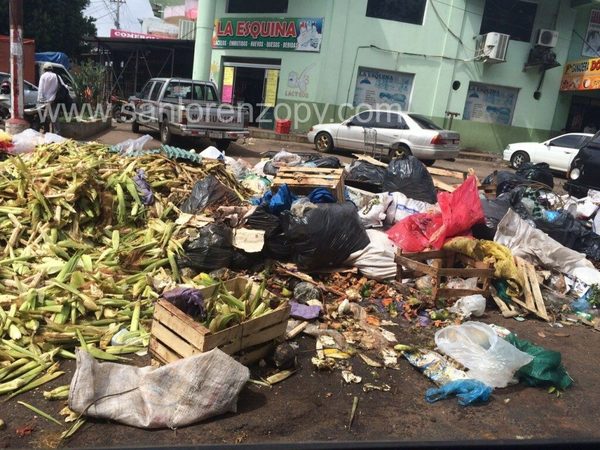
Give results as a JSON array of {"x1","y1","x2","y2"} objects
[{"x1": 37, "y1": 63, "x2": 69, "y2": 134}]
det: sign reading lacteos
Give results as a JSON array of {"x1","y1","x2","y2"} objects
[
  {"x1": 561, "y1": 58, "x2": 600, "y2": 91},
  {"x1": 212, "y1": 18, "x2": 324, "y2": 52}
]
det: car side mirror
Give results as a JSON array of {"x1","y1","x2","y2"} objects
[{"x1": 346, "y1": 121, "x2": 354, "y2": 127}]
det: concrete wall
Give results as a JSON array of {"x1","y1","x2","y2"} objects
[{"x1": 201, "y1": 0, "x2": 584, "y2": 153}]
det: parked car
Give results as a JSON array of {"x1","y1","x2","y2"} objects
[
  {"x1": 307, "y1": 110, "x2": 460, "y2": 165},
  {"x1": 130, "y1": 77, "x2": 249, "y2": 149},
  {"x1": 0, "y1": 72, "x2": 39, "y2": 106},
  {"x1": 503, "y1": 132, "x2": 593, "y2": 172},
  {"x1": 565, "y1": 132, "x2": 600, "y2": 198}
]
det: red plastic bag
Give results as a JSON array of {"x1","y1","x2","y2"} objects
[
  {"x1": 439, "y1": 176, "x2": 484, "y2": 239},
  {"x1": 387, "y1": 176, "x2": 484, "y2": 252},
  {"x1": 387, "y1": 212, "x2": 445, "y2": 252}
]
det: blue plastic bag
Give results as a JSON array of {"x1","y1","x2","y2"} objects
[
  {"x1": 255, "y1": 184, "x2": 297, "y2": 215},
  {"x1": 308, "y1": 188, "x2": 335, "y2": 204},
  {"x1": 425, "y1": 379, "x2": 492, "y2": 406}
]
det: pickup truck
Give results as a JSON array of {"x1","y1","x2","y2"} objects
[{"x1": 129, "y1": 77, "x2": 249, "y2": 150}]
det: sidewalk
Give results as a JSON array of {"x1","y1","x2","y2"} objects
[{"x1": 249, "y1": 127, "x2": 501, "y2": 162}]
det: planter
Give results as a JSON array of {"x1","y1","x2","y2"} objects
[{"x1": 59, "y1": 117, "x2": 111, "y2": 140}]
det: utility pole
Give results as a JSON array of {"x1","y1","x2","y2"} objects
[
  {"x1": 110, "y1": 0, "x2": 125, "y2": 30},
  {"x1": 6, "y1": 0, "x2": 27, "y2": 134}
]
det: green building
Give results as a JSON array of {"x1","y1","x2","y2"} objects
[{"x1": 193, "y1": 0, "x2": 600, "y2": 153}]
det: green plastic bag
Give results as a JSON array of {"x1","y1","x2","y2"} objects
[{"x1": 505, "y1": 334, "x2": 573, "y2": 390}]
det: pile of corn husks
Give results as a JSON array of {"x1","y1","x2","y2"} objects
[{"x1": 0, "y1": 140, "x2": 245, "y2": 419}]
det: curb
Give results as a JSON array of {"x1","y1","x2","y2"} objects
[
  {"x1": 458, "y1": 151, "x2": 502, "y2": 163},
  {"x1": 249, "y1": 128, "x2": 310, "y2": 144}
]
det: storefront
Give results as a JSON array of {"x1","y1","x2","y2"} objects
[{"x1": 560, "y1": 57, "x2": 600, "y2": 133}]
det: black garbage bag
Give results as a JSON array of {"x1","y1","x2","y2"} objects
[
  {"x1": 177, "y1": 223, "x2": 233, "y2": 271},
  {"x1": 244, "y1": 207, "x2": 292, "y2": 260},
  {"x1": 534, "y1": 211, "x2": 600, "y2": 260},
  {"x1": 346, "y1": 160, "x2": 386, "y2": 186},
  {"x1": 383, "y1": 155, "x2": 437, "y2": 204},
  {"x1": 304, "y1": 156, "x2": 342, "y2": 169},
  {"x1": 282, "y1": 202, "x2": 370, "y2": 270},
  {"x1": 231, "y1": 249, "x2": 265, "y2": 270},
  {"x1": 482, "y1": 170, "x2": 523, "y2": 196},
  {"x1": 516, "y1": 162, "x2": 554, "y2": 189},
  {"x1": 472, "y1": 194, "x2": 511, "y2": 240},
  {"x1": 181, "y1": 176, "x2": 239, "y2": 214},
  {"x1": 245, "y1": 207, "x2": 281, "y2": 236},
  {"x1": 264, "y1": 231, "x2": 293, "y2": 261},
  {"x1": 263, "y1": 161, "x2": 278, "y2": 176}
]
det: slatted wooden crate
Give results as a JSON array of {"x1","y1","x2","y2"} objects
[
  {"x1": 396, "y1": 250, "x2": 494, "y2": 300},
  {"x1": 150, "y1": 278, "x2": 291, "y2": 366},
  {"x1": 272, "y1": 167, "x2": 345, "y2": 201}
]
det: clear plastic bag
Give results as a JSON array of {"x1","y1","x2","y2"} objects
[
  {"x1": 112, "y1": 134, "x2": 153, "y2": 154},
  {"x1": 448, "y1": 295, "x2": 486, "y2": 318},
  {"x1": 435, "y1": 322, "x2": 533, "y2": 388}
]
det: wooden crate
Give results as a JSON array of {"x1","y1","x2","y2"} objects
[
  {"x1": 272, "y1": 167, "x2": 345, "y2": 201},
  {"x1": 395, "y1": 250, "x2": 494, "y2": 300},
  {"x1": 150, "y1": 278, "x2": 291, "y2": 366}
]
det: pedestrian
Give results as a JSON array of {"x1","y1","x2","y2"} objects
[{"x1": 37, "y1": 63, "x2": 69, "y2": 134}]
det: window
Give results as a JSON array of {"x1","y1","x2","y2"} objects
[
  {"x1": 353, "y1": 67, "x2": 414, "y2": 110},
  {"x1": 550, "y1": 135, "x2": 587, "y2": 149},
  {"x1": 376, "y1": 112, "x2": 408, "y2": 129},
  {"x1": 227, "y1": 0, "x2": 288, "y2": 14},
  {"x1": 350, "y1": 111, "x2": 377, "y2": 127},
  {"x1": 164, "y1": 81, "x2": 193, "y2": 102},
  {"x1": 138, "y1": 81, "x2": 154, "y2": 100},
  {"x1": 480, "y1": 0, "x2": 537, "y2": 42},
  {"x1": 366, "y1": 0, "x2": 426, "y2": 25},
  {"x1": 463, "y1": 82, "x2": 519, "y2": 126},
  {"x1": 149, "y1": 81, "x2": 164, "y2": 101},
  {"x1": 409, "y1": 114, "x2": 442, "y2": 130},
  {"x1": 194, "y1": 84, "x2": 218, "y2": 102}
]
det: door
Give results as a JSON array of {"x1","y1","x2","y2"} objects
[
  {"x1": 544, "y1": 134, "x2": 590, "y2": 171},
  {"x1": 148, "y1": 80, "x2": 165, "y2": 128},
  {"x1": 134, "y1": 81, "x2": 155, "y2": 126},
  {"x1": 337, "y1": 111, "x2": 375, "y2": 150},
  {"x1": 373, "y1": 112, "x2": 409, "y2": 148}
]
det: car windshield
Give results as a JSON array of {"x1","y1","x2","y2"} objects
[{"x1": 408, "y1": 114, "x2": 442, "y2": 130}]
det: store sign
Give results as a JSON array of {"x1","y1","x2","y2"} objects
[
  {"x1": 582, "y1": 9, "x2": 600, "y2": 58},
  {"x1": 560, "y1": 58, "x2": 600, "y2": 91},
  {"x1": 353, "y1": 67, "x2": 413, "y2": 110},
  {"x1": 463, "y1": 82, "x2": 518, "y2": 126},
  {"x1": 110, "y1": 29, "x2": 161, "y2": 40},
  {"x1": 212, "y1": 18, "x2": 323, "y2": 52}
]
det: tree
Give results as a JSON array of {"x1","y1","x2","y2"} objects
[{"x1": 0, "y1": 0, "x2": 97, "y2": 59}]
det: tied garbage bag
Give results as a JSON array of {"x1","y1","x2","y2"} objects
[
  {"x1": 482, "y1": 171, "x2": 522, "y2": 196},
  {"x1": 504, "y1": 334, "x2": 573, "y2": 390},
  {"x1": 303, "y1": 156, "x2": 342, "y2": 168},
  {"x1": 387, "y1": 176, "x2": 483, "y2": 252},
  {"x1": 435, "y1": 322, "x2": 533, "y2": 388},
  {"x1": 383, "y1": 156, "x2": 437, "y2": 204},
  {"x1": 345, "y1": 160, "x2": 387, "y2": 186},
  {"x1": 448, "y1": 295, "x2": 486, "y2": 318},
  {"x1": 472, "y1": 194, "x2": 511, "y2": 240},
  {"x1": 516, "y1": 162, "x2": 554, "y2": 189},
  {"x1": 282, "y1": 202, "x2": 370, "y2": 270},
  {"x1": 69, "y1": 348, "x2": 250, "y2": 429},
  {"x1": 177, "y1": 223, "x2": 233, "y2": 271},
  {"x1": 425, "y1": 379, "x2": 493, "y2": 406},
  {"x1": 181, "y1": 176, "x2": 239, "y2": 214}
]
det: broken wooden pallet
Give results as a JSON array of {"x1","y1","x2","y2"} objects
[{"x1": 272, "y1": 167, "x2": 345, "y2": 201}]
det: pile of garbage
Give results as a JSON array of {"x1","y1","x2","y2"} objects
[{"x1": 1, "y1": 141, "x2": 596, "y2": 438}]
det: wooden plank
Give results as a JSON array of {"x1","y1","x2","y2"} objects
[
  {"x1": 151, "y1": 320, "x2": 201, "y2": 357},
  {"x1": 242, "y1": 303, "x2": 291, "y2": 336},
  {"x1": 277, "y1": 167, "x2": 344, "y2": 175},
  {"x1": 202, "y1": 322, "x2": 243, "y2": 350},
  {"x1": 236, "y1": 342, "x2": 275, "y2": 365},
  {"x1": 432, "y1": 178, "x2": 457, "y2": 192},
  {"x1": 241, "y1": 321, "x2": 288, "y2": 349},
  {"x1": 401, "y1": 250, "x2": 447, "y2": 260},
  {"x1": 154, "y1": 300, "x2": 209, "y2": 336},
  {"x1": 149, "y1": 337, "x2": 182, "y2": 365},
  {"x1": 525, "y1": 261, "x2": 549, "y2": 320},
  {"x1": 491, "y1": 295, "x2": 520, "y2": 319},
  {"x1": 427, "y1": 167, "x2": 466, "y2": 180},
  {"x1": 395, "y1": 256, "x2": 437, "y2": 276},
  {"x1": 437, "y1": 267, "x2": 494, "y2": 278},
  {"x1": 353, "y1": 153, "x2": 388, "y2": 168},
  {"x1": 286, "y1": 321, "x2": 307, "y2": 340}
]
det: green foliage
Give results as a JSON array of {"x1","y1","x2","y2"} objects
[
  {"x1": 70, "y1": 60, "x2": 108, "y2": 108},
  {"x1": 588, "y1": 284, "x2": 600, "y2": 308},
  {"x1": 0, "y1": 0, "x2": 97, "y2": 59}
]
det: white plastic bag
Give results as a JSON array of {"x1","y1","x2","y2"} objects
[
  {"x1": 345, "y1": 229, "x2": 397, "y2": 280},
  {"x1": 385, "y1": 191, "x2": 436, "y2": 225},
  {"x1": 358, "y1": 194, "x2": 393, "y2": 228},
  {"x1": 69, "y1": 348, "x2": 250, "y2": 429},
  {"x1": 435, "y1": 322, "x2": 533, "y2": 388},
  {"x1": 10, "y1": 128, "x2": 46, "y2": 154},
  {"x1": 199, "y1": 146, "x2": 224, "y2": 160},
  {"x1": 113, "y1": 134, "x2": 153, "y2": 154},
  {"x1": 448, "y1": 295, "x2": 486, "y2": 318}
]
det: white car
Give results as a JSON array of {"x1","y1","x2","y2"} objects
[
  {"x1": 307, "y1": 110, "x2": 460, "y2": 165},
  {"x1": 503, "y1": 133, "x2": 593, "y2": 173}
]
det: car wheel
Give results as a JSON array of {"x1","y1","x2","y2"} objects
[
  {"x1": 160, "y1": 120, "x2": 172, "y2": 145},
  {"x1": 131, "y1": 120, "x2": 139, "y2": 133},
  {"x1": 315, "y1": 132, "x2": 333, "y2": 153},
  {"x1": 510, "y1": 151, "x2": 529, "y2": 169},
  {"x1": 215, "y1": 139, "x2": 231, "y2": 151},
  {"x1": 422, "y1": 159, "x2": 435, "y2": 167},
  {"x1": 389, "y1": 143, "x2": 411, "y2": 159}
]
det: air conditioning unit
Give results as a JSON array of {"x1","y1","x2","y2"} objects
[
  {"x1": 475, "y1": 32, "x2": 510, "y2": 63},
  {"x1": 536, "y1": 29, "x2": 559, "y2": 48}
]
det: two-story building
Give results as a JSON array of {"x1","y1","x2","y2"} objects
[{"x1": 193, "y1": 0, "x2": 600, "y2": 152}]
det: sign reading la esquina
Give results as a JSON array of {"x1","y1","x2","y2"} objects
[{"x1": 212, "y1": 17, "x2": 323, "y2": 52}]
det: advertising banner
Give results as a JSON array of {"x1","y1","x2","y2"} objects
[
  {"x1": 560, "y1": 58, "x2": 600, "y2": 91},
  {"x1": 463, "y1": 82, "x2": 519, "y2": 126},
  {"x1": 110, "y1": 29, "x2": 161, "y2": 40},
  {"x1": 353, "y1": 67, "x2": 414, "y2": 110},
  {"x1": 583, "y1": 9, "x2": 600, "y2": 58},
  {"x1": 212, "y1": 18, "x2": 323, "y2": 52}
]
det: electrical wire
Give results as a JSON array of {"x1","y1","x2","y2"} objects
[{"x1": 428, "y1": 0, "x2": 468, "y2": 49}]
